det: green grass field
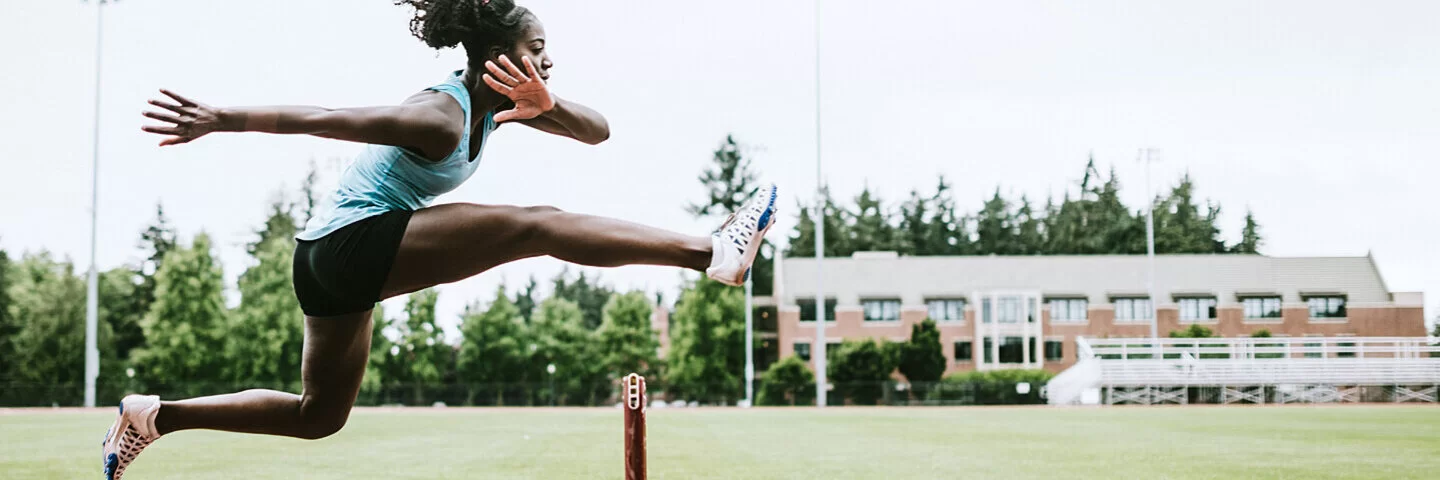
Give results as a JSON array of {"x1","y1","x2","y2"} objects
[{"x1": 2, "y1": 405, "x2": 1437, "y2": 479}]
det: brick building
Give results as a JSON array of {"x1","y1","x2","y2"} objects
[{"x1": 766, "y1": 252, "x2": 1426, "y2": 374}]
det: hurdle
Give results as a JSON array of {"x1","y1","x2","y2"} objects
[{"x1": 623, "y1": 373, "x2": 647, "y2": 480}]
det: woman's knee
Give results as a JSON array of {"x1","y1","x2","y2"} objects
[{"x1": 296, "y1": 397, "x2": 352, "y2": 440}]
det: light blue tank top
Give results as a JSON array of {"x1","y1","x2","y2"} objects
[{"x1": 297, "y1": 72, "x2": 496, "y2": 241}]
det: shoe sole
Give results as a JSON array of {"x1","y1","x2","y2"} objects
[
  {"x1": 718, "y1": 187, "x2": 778, "y2": 287},
  {"x1": 102, "y1": 402, "x2": 127, "y2": 479}
]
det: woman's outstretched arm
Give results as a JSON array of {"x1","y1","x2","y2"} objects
[
  {"x1": 484, "y1": 55, "x2": 609, "y2": 145},
  {"x1": 141, "y1": 89, "x2": 463, "y2": 161}
]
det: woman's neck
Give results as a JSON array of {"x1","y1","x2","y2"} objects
[{"x1": 460, "y1": 67, "x2": 508, "y2": 121}]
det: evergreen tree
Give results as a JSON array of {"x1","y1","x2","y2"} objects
[
  {"x1": 1153, "y1": 174, "x2": 1225, "y2": 254},
  {"x1": 1013, "y1": 197, "x2": 1044, "y2": 255},
  {"x1": 457, "y1": 286, "x2": 531, "y2": 404},
  {"x1": 247, "y1": 192, "x2": 298, "y2": 257},
  {"x1": 513, "y1": 276, "x2": 538, "y2": 323},
  {"x1": 897, "y1": 319, "x2": 946, "y2": 384},
  {"x1": 896, "y1": 189, "x2": 931, "y2": 256},
  {"x1": 974, "y1": 188, "x2": 1016, "y2": 255},
  {"x1": 848, "y1": 186, "x2": 898, "y2": 252},
  {"x1": 132, "y1": 234, "x2": 229, "y2": 391},
  {"x1": 926, "y1": 176, "x2": 968, "y2": 255},
  {"x1": 595, "y1": 291, "x2": 660, "y2": 380},
  {"x1": 686, "y1": 135, "x2": 759, "y2": 218},
  {"x1": 299, "y1": 159, "x2": 321, "y2": 225},
  {"x1": 784, "y1": 189, "x2": 852, "y2": 258},
  {"x1": 1232, "y1": 210, "x2": 1263, "y2": 254},
  {"x1": 665, "y1": 277, "x2": 745, "y2": 403}
]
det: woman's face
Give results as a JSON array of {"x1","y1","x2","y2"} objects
[{"x1": 505, "y1": 16, "x2": 552, "y2": 81}]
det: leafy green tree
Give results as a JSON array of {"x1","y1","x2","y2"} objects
[
  {"x1": 6, "y1": 253, "x2": 120, "y2": 391},
  {"x1": 828, "y1": 338, "x2": 899, "y2": 405},
  {"x1": 529, "y1": 297, "x2": 605, "y2": 405},
  {"x1": 1232, "y1": 210, "x2": 1263, "y2": 254},
  {"x1": 394, "y1": 289, "x2": 452, "y2": 399},
  {"x1": 457, "y1": 286, "x2": 531, "y2": 404},
  {"x1": 0, "y1": 248, "x2": 16, "y2": 378},
  {"x1": 132, "y1": 234, "x2": 229, "y2": 391},
  {"x1": 224, "y1": 235, "x2": 304, "y2": 388},
  {"x1": 757, "y1": 355, "x2": 814, "y2": 406},
  {"x1": 550, "y1": 269, "x2": 614, "y2": 330},
  {"x1": 897, "y1": 319, "x2": 946, "y2": 384},
  {"x1": 665, "y1": 277, "x2": 745, "y2": 404},
  {"x1": 98, "y1": 266, "x2": 147, "y2": 364},
  {"x1": 596, "y1": 291, "x2": 660, "y2": 380}
]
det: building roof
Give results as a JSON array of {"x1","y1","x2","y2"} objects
[{"x1": 777, "y1": 253, "x2": 1398, "y2": 306}]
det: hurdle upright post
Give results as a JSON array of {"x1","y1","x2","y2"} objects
[{"x1": 623, "y1": 373, "x2": 647, "y2": 480}]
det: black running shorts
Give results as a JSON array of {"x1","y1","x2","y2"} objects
[{"x1": 292, "y1": 209, "x2": 413, "y2": 317}]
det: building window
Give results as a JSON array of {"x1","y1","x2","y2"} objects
[
  {"x1": 1049, "y1": 298, "x2": 1088, "y2": 323},
  {"x1": 1045, "y1": 340, "x2": 1064, "y2": 361},
  {"x1": 928, "y1": 299, "x2": 966, "y2": 322},
  {"x1": 984, "y1": 337, "x2": 1025, "y2": 364},
  {"x1": 1177, "y1": 297, "x2": 1217, "y2": 322},
  {"x1": 1113, "y1": 297, "x2": 1153, "y2": 322},
  {"x1": 982, "y1": 298, "x2": 992, "y2": 324},
  {"x1": 1306, "y1": 296, "x2": 1347, "y2": 319},
  {"x1": 1242, "y1": 297, "x2": 1282, "y2": 320},
  {"x1": 862, "y1": 299, "x2": 901, "y2": 322},
  {"x1": 954, "y1": 340, "x2": 973, "y2": 363},
  {"x1": 998, "y1": 297, "x2": 1021, "y2": 324},
  {"x1": 794, "y1": 342, "x2": 810, "y2": 361},
  {"x1": 797, "y1": 298, "x2": 837, "y2": 322}
]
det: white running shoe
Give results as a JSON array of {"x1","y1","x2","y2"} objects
[
  {"x1": 706, "y1": 184, "x2": 779, "y2": 286},
  {"x1": 101, "y1": 394, "x2": 162, "y2": 480}
]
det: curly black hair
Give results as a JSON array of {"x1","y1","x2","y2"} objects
[{"x1": 395, "y1": 0, "x2": 532, "y2": 59}]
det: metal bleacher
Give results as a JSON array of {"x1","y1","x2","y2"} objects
[{"x1": 1047, "y1": 336, "x2": 1440, "y2": 405}]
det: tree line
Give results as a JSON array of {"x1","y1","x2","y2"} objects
[
  {"x1": 1, "y1": 140, "x2": 1264, "y2": 406},
  {"x1": 786, "y1": 157, "x2": 1262, "y2": 258}
]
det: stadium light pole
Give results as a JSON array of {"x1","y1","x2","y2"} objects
[
  {"x1": 1141, "y1": 148, "x2": 1161, "y2": 355},
  {"x1": 83, "y1": 0, "x2": 114, "y2": 409},
  {"x1": 812, "y1": 0, "x2": 827, "y2": 409},
  {"x1": 744, "y1": 275, "x2": 753, "y2": 407}
]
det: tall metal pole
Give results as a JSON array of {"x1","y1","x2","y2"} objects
[
  {"x1": 84, "y1": 0, "x2": 108, "y2": 409},
  {"x1": 812, "y1": 0, "x2": 827, "y2": 408},
  {"x1": 1142, "y1": 148, "x2": 1159, "y2": 352},
  {"x1": 743, "y1": 276, "x2": 753, "y2": 407}
]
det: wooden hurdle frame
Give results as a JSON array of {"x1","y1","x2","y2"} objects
[{"x1": 623, "y1": 373, "x2": 647, "y2": 480}]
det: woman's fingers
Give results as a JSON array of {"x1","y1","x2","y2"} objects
[
  {"x1": 498, "y1": 55, "x2": 531, "y2": 83},
  {"x1": 485, "y1": 61, "x2": 520, "y2": 86},
  {"x1": 148, "y1": 99, "x2": 188, "y2": 115},
  {"x1": 159, "y1": 89, "x2": 198, "y2": 106},
  {"x1": 522, "y1": 56, "x2": 543, "y2": 83},
  {"x1": 141, "y1": 125, "x2": 184, "y2": 136},
  {"x1": 482, "y1": 74, "x2": 514, "y2": 95},
  {"x1": 143, "y1": 110, "x2": 186, "y2": 125}
]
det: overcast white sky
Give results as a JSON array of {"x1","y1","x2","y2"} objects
[{"x1": 1, "y1": 0, "x2": 1435, "y2": 336}]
